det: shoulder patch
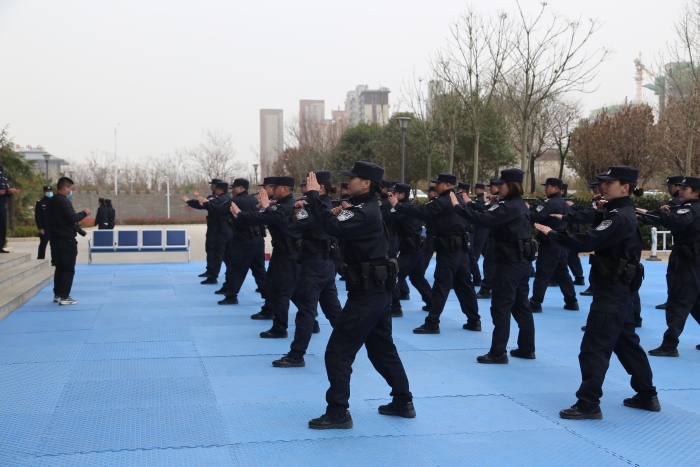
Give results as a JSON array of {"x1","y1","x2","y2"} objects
[
  {"x1": 259, "y1": 208, "x2": 266, "y2": 213},
  {"x1": 610, "y1": 209, "x2": 618, "y2": 213},
  {"x1": 296, "y1": 209, "x2": 309, "y2": 220},
  {"x1": 596, "y1": 220, "x2": 612, "y2": 231},
  {"x1": 337, "y1": 210, "x2": 354, "y2": 221},
  {"x1": 488, "y1": 204, "x2": 499, "y2": 212},
  {"x1": 677, "y1": 208, "x2": 690, "y2": 214},
  {"x1": 535, "y1": 205, "x2": 544, "y2": 212},
  {"x1": 484, "y1": 201, "x2": 490, "y2": 206},
  {"x1": 270, "y1": 205, "x2": 277, "y2": 211}
]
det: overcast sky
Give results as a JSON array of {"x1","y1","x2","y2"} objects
[{"x1": 0, "y1": 0, "x2": 685, "y2": 173}]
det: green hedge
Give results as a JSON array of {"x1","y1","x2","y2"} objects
[
  {"x1": 7, "y1": 226, "x2": 40, "y2": 238},
  {"x1": 121, "y1": 217, "x2": 207, "y2": 225}
]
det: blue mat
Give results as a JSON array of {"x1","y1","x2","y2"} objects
[{"x1": 1, "y1": 258, "x2": 698, "y2": 466}]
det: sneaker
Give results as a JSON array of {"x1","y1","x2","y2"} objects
[
  {"x1": 655, "y1": 303, "x2": 667, "y2": 310},
  {"x1": 59, "y1": 297, "x2": 78, "y2": 305},
  {"x1": 648, "y1": 346, "x2": 679, "y2": 357},
  {"x1": 579, "y1": 287, "x2": 594, "y2": 296},
  {"x1": 272, "y1": 354, "x2": 305, "y2": 368},
  {"x1": 623, "y1": 394, "x2": 661, "y2": 412},
  {"x1": 308, "y1": 412, "x2": 353, "y2": 430},
  {"x1": 530, "y1": 300, "x2": 542, "y2": 313},
  {"x1": 413, "y1": 324, "x2": 440, "y2": 334},
  {"x1": 313, "y1": 321, "x2": 320, "y2": 334},
  {"x1": 559, "y1": 404, "x2": 602, "y2": 420},
  {"x1": 509, "y1": 348, "x2": 536, "y2": 359},
  {"x1": 462, "y1": 321, "x2": 482, "y2": 331},
  {"x1": 53, "y1": 295, "x2": 60, "y2": 303},
  {"x1": 574, "y1": 277, "x2": 586, "y2": 286},
  {"x1": 378, "y1": 401, "x2": 416, "y2": 418},
  {"x1": 564, "y1": 301, "x2": 580, "y2": 311},
  {"x1": 477, "y1": 352, "x2": 509, "y2": 364}
]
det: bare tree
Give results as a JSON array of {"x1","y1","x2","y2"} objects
[
  {"x1": 185, "y1": 129, "x2": 244, "y2": 182},
  {"x1": 501, "y1": 1, "x2": 610, "y2": 188},
  {"x1": 433, "y1": 6, "x2": 511, "y2": 186},
  {"x1": 550, "y1": 98, "x2": 583, "y2": 179}
]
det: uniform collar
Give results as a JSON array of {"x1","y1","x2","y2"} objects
[
  {"x1": 276, "y1": 193, "x2": 294, "y2": 203},
  {"x1": 349, "y1": 192, "x2": 375, "y2": 205},
  {"x1": 547, "y1": 192, "x2": 562, "y2": 200},
  {"x1": 235, "y1": 191, "x2": 248, "y2": 196},
  {"x1": 605, "y1": 196, "x2": 633, "y2": 211},
  {"x1": 438, "y1": 188, "x2": 454, "y2": 197}
]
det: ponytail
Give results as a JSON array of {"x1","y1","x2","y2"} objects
[{"x1": 620, "y1": 180, "x2": 644, "y2": 197}]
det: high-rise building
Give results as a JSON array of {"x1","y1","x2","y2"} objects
[
  {"x1": 344, "y1": 85, "x2": 390, "y2": 127},
  {"x1": 299, "y1": 100, "x2": 325, "y2": 145},
  {"x1": 259, "y1": 109, "x2": 283, "y2": 180}
]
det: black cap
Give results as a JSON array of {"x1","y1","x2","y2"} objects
[
  {"x1": 43, "y1": 185, "x2": 53, "y2": 191},
  {"x1": 314, "y1": 171, "x2": 332, "y2": 184},
  {"x1": 381, "y1": 179, "x2": 394, "y2": 189},
  {"x1": 492, "y1": 168, "x2": 524, "y2": 184},
  {"x1": 394, "y1": 183, "x2": 411, "y2": 195},
  {"x1": 431, "y1": 173, "x2": 457, "y2": 185},
  {"x1": 298, "y1": 181, "x2": 307, "y2": 187},
  {"x1": 340, "y1": 182, "x2": 349, "y2": 189},
  {"x1": 340, "y1": 161, "x2": 385, "y2": 184},
  {"x1": 457, "y1": 182, "x2": 471, "y2": 192},
  {"x1": 487, "y1": 179, "x2": 499, "y2": 187},
  {"x1": 428, "y1": 186, "x2": 437, "y2": 193},
  {"x1": 258, "y1": 177, "x2": 276, "y2": 187},
  {"x1": 215, "y1": 182, "x2": 229, "y2": 191},
  {"x1": 274, "y1": 176, "x2": 295, "y2": 188},
  {"x1": 541, "y1": 177, "x2": 563, "y2": 189},
  {"x1": 589, "y1": 180, "x2": 600, "y2": 189},
  {"x1": 561, "y1": 183, "x2": 568, "y2": 191},
  {"x1": 597, "y1": 166, "x2": 638, "y2": 183},
  {"x1": 475, "y1": 183, "x2": 485, "y2": 190},
  {"x1": 0, "y1": 177, "x2": 8, "y2": 190},
  {"x1": 664, "y1": 174, "x2": 685, "y2": 186},
  {"x1": 233, "y1": 178, "x2": 249, "y2": 190},
  {"x1": 209, "y1": 178, "x2": 222, "y2": 185},
  {"x1": 679, "y1": 176, "x2": 700, "y2": 189}
]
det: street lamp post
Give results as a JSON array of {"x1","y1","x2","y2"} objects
[
  {"x1": 42, "y1": 153, "x2": 51, "y2": 184},
  {"x1": 114, "y1": 123, "x2": 121, "y2": 224},
  {"x1": 396, "y1": 117, "x2": 411, "y2": 183},
  {"x1": 253, "y1": 164, "x2": 258, "y2": 187},
  {"x1": 165, "y1": 176, "x2": 170, "y2": 219}
]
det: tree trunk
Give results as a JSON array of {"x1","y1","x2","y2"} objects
[
  {"x1": 687, "y1": 132, "x2": 694, "y2": 176},
  {"x1": 529, "y1": 154, "x2": 537, "y2": 193},
  {"x1": 520, "y1": 115, "x2": 530, "y2": 188},
  {"x1": 427, "y1": 143, "x2": 432, "y2": 187},
  {"x1": 449, "y1": 135, "x2": 455, "y2": 174},
  {"x1": 8, "y1": 195, "x2": 16, "y2": 236},
  {"x1": 472, "y1": 131, "x2": 480, "y2": 187},
  {"x1": 558, "y1": 154, "x2": 565, "y2": 179}
]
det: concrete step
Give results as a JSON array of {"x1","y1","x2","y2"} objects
[
  {"x1": 0, "y1": 252, "x2": 31, "y2": 271},
  {"x1": 0, "y1": 259, "x2": 49, "y2": 293},
  {"x1": 0, "y1": 266, "x2": 54, "y2": 322}
]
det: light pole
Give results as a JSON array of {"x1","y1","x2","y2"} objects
[
  {"x1": 165, "y1": 176, "x2": 170, "y2": 219},
  {"x1": 42, "y1": 153, "x2": 51, "y2": 184},
  {"x1": 397, "y1": 117, "x2": 411, "y2": 183},
  {"x1": 114, "y1": 123, "x2": 121, "y2": 224},
  {"x1": 253, "y1": 164, "x2": 259, "y2": 187}
]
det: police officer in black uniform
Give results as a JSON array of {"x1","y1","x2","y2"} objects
[
  {"x1": 457, "y1": 182, "x2": 482, "y2": 286},
  {"x1": 391, "y1": 173, "x2": 481, "y2": 334},
  {"x1": 304, "y1": 162, "x2": 413, "y2": 430},
  {"x1": 0, "y1": 177, "x2": 13, "y2": 253},
  {"x1": 474, "y1": 180, "x2": 500, "y2": 299},
  {"x1": 195, "y1": 181, "x2": 232, "y2": 285},
  {"x1": 383, "y1": 182, "x2": 433, "y2": 317},
  {"x1": 561, "y1": 183, "x2": 586, "y2": 286},
  {"x1": 655, "y1": 174, "x2": 684, "y2": 310},
  {"x1": 529, "y1": 178, "x2": 579, "y2": 312},
  {"x1": 638, "y1": 176, "x2": 700, "y2": 357},
  {"x1": 470, "y1": 183, "x2": 489, "y2": 282},
  {"x1": 535, "y1": 166, "x2": 659, "y2": 420},
  {"x1": 270, "y1": 171, "x2": 343, "y2": 367},
  {"x1": 217, "y1": 179, "x2": 268, "y2": 304},
  {"x1": 453, "y1": 169, "x2": 536, "y2": 364},
  {"x1": 419, "y1": 186, "x2": 438, "y2": 278},
  {"x1": 182, "y1": 179, "x2": 221, "y2": 279},
  {"x1": 35, "y1": 185, "x2": 53, "y2": 260},
  {"x1": 95, "y1": 198, "x2": 109, "y2": 229},
  {"x1": 232, "y1": 176, "x2": 301, "y2": 338}
]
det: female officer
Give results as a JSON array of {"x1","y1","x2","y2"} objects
[
  {"x1": 535, "y1": 166, "x2": 659, "y2": 420},
  {"x1": 451, "y1": 168, "x2": 535, "y2": 364},
  {"x1": 638, "y1": 176, "x2": 700, "y2": 357}
]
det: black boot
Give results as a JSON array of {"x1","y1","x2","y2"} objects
[
  {"x1": 260, "y1": 327, "x2": 288, "y2": 338},
  {"x1": 200, "y1": 277, "x2": 217, "y2": 285},
  {"x1": 378, "y1": 401, "x2": 416, "y2": 418},
  {"x1": 308, "y1": 412, "x2": 353, "y2": 430},
  {"x1": 391, "y1": 309, "x2": 404, "y2": 317},
  {"x1": 413, "y1": 323, "x2": 440, "y2": 334},
  {"x1": 530, "y1": 299, "x2": 542, "y2": 313},
  {"x1": 579, "y1": 287, "x2": 593, "y2": 296},
  {"x1": 564, "y1": 301, "x2": 580, "y2": 311},
  {"x1": 421, "y1": 304, "x2": 432, "y2": 311},
  {"x1": 476, "y1": 289, "x2": 492, "y2": 299},
  {"x1": 214, "y1": 286, "x2": 228, "y2": 295},
  {"x1": 251, "y1": 311, "x2": 273, "y2": 320},
  {"x1": 272, "y1": 354, "x2": 305, "y2": 368},
  {"x1": 218, "y1": 296, "x2": 239, "y2": 305},
  {"x1": 476, "y1": 352, "x2": 508, "y2": 364},
  {"x1": 510, "y1": 348, "x2": 536, "y2": 359},
  {"x1": 648, "y1": 346, "x2": 679, "y2": 357},
  {"x1": 655, "y1": 303, "x2": 667, "y2": 309},
  {"x1": 198, "y1": 272, "x2": 209, "y2": 277},
  {"x1": 313, "y1": 321, "x2": 320, "y2": 333},
  {"x1": 462, "y1": 320, "x2": 481, "y2": 331},
  {"x1": 559, "y1": 404, "x2": 602, "y2": 420},
  {"x1": 574, "y1": 276, "x2": 586, "y2": 286},
  {"x1": 623, "y1": 394, "x2": 661, "y2": 412}
]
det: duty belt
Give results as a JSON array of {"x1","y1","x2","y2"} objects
[
  {"x1": 301, "y1": 239, "x2": 332, "y2": 258},
  {"x1": 271, "y1": 238, "x2": 301, "y2": 252}
]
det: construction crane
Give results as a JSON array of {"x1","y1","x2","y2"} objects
[{"x1": 634, "y1": 52, "x2": 655, "y2": 105}]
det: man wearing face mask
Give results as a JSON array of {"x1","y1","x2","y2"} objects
[
  {"x1": 47, "y1": 177, "x2": 91, "y2": 305},
  {"x1": 0, "y1": 177, "x2": 15, "y2": 253},
  {"x1": 35, "y1": 185, "x2": 54, "y2": 260}
]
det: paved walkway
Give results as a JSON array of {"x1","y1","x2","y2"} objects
[{"x1": 1, "y1": 260, "x2": 698, "y2": 466}]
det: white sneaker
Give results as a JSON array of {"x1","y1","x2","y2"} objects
[
  {"x1": 53, "y1": 295, "x2": 60, "y2": 302},
  {"x1": 59, "y1": 297, "x2": 78, "y2": 305}
]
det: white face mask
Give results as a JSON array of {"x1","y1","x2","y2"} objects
[
  {"x1": 67, "y1": 191, "x2": 73, "y2": 199},
  {"x1": 45, "y1": 192, "x2": 53, "y2": 198}
]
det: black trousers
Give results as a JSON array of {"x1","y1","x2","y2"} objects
[
  {"x1": 576, "y1": 274, "x2": 656, "y2": 409},
  {"x1": 260, "y1": 248, "x2": 300, "y2": 330},
  {"x1": 325, "y1": 286, "x2": 411, "y2": 418},
  {"x1": 50, "y1": 237, "x2": 78, "y2": 299},
  {"x1": 391, "y1": 248, "x2": 433, "y2": 312},
  {"x1": 468, "y1": 233, "x2": 482, "y2": 282},
  {"x1": 425, "y1": 248, "x2": 480, "y2": 326},
  {"x1": 205, "y1": 224, "x2": 228, "y2": 278},
  {"x1": 480, "y1": 238, "x2": 496, "y2": 292},
  {"x1": 531, "y1": 241, "x2": 577, "y2": 305},
  {"x1": 0, "y1": 208, "x2": 6, "y2": 249},
  {"x1": 289, "y1": 254, "x2": 342, "y2": 359},
  {"x1": 223, "y1": 235, "x2": 267, "y2": 298},
  {"x1": 490, "y1": 258, "x2": 534, "y2": 355},
  {"x1": 568, "y1": 249, "x2": 584, "y2": 279},
  {"x1": 420, "y1": 236, "x2": 435, "y2": 273},
  {"x1": 661, "y1": 255, "x2": 700, "y2": 349},
  {"x1": 38, "y1": 233, "x2": 50, "y2": 260},
  {"x1": 664, "y1": 249, "x2": 679, "y2": 304}
]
